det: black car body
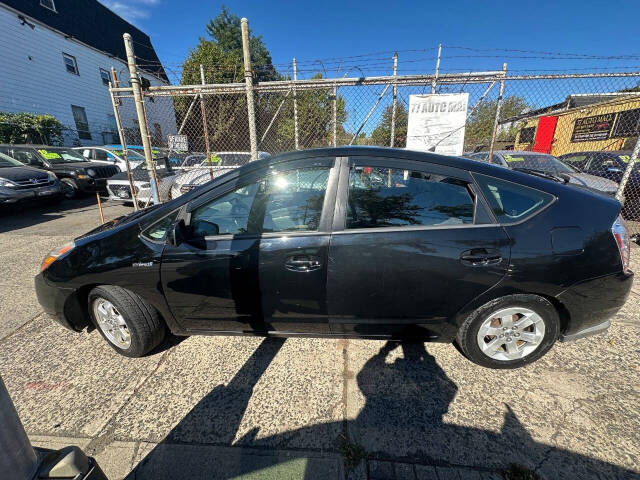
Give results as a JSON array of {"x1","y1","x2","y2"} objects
[
  {"x1": 0, "y1": 145, "x2": 119, "y2": 197},
  {"x1": 558, "y1": 151, "x2": 640, "y2": 218},
  {"x1": 34, "y1": 147, "x2": 633, "y2": 368},
  {"x1": 0, "y1": 152, "x2": 62, "y2": 205}
]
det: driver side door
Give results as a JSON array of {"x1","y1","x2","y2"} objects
[{"x1": 160, "y1": 158, "x2": 337, "y2": 334}]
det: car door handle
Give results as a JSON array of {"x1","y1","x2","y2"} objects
[
  {"x1": 285, "y1": 255, "x2": 322, "y2": 272},
  {"x1": 460, "y1": 249, "x2": 502, "y2": 267}
]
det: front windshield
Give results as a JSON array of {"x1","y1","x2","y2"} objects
[
  {"x1": 0, "y1": 152, "x2": 24, "y2": 168},
  {"x1": 109, "y1": 149, "x2": 145, "y2": 161},
  {"x1": 503, "y1": 153, "x2": 576, "y2": 174},
  {"x1": 37, "y1": 148, "x2": 87, "y2": 164}
]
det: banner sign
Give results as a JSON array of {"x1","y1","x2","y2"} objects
[
  {"x1": 406, "y1": 93, "x2": 469, "y2": 155},
  {"x1": 167, "y1": 134, "x2": 189, "y2": 152},
  {"x1": 571, "y1": 113, "x2": 615, "y2": 142}
]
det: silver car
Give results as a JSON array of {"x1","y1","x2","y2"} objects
[
  {"x1": 169, "y1": 151, "x2": 269, "y2": 199},
  {"x1": 466, "y1": 150, "x2": 620, "y2": 198}
]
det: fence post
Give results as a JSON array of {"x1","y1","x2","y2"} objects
[
  {"x1": 332, "y1": 83, "x2": 337, "y2": 147},
  {"x1": 200, "y1": 64, "x2": 214, "y2": 179},
  {"x1": 431, "y1": 44, "x2": 442, "y2": 94},
  {"x1": 293, "y1": 58, "x2": 300, "y2": 150},
  {"x1": 616, "y1": 137, "x2": 640, "y2": 202},
  {"x1": 390, "y1": 52, "x2": 398, "y2": 147},
  {"x1": 488, "y1": 63, "x2": 507, "y2": 163},
  {"x1": 109, "y1": 67, "x2": 139, "y2": 210},
  {"x1": 241, "y1": 18, "x2": 258, "y2": 161},
  {"x1": 123, "y1": 32, "x2": 160, "y2": 204}
]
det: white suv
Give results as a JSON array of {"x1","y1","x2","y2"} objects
[{"x1": 74, "y1": 146, "x2": 145, "y2": 172}]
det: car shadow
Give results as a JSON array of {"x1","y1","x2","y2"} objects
[
  {"x1": 0, "y1": 196, "x2": 130, "y2": 233},
  {"x1": 127, "y1": 339, "x2": 638, "y2": 479}
]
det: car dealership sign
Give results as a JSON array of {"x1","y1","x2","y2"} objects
[{"x1": 406, "y1": 93, "x2": 469, "y2": 155}]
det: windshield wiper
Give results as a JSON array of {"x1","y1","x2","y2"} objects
[{"x1": 512, "y1": 167, "x2": 570, "y2": 184}]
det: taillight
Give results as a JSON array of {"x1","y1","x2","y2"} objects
[{"x1": 611, "y1": 215, "x2": 630, "y2": 272}]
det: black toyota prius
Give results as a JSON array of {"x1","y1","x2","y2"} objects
[{"x1": 35, "y1": 147, "x2": 633, "y2": 368}]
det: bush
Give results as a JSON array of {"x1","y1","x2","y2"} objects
[{"x1": 0, "y1": 112, "x2": 63, "y2": 145}]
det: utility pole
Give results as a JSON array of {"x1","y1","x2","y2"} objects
[
  {"x1": 293, "y1": 57, "x2": 300, "y2": 150},
  {"x1": 390, "y1": 52, "x2": 398, "y2": 147},
  {"x1": 200, "y1": 64, "x2": 213, "y2": 179},
  {"x1": 123, "y1": 33, "x2": 159, "y2": 204},
  {"x1": 241, "y1": 18, "x2": 258, "y2": 161}
]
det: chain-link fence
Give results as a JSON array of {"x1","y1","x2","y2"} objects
[{"x1": 109, "y1": 31, "x2": 640, "y2": 234}]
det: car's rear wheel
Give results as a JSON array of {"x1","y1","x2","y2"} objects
[
  {"x1": 456, "y1": 294, "x2": 560, "y2": 369},
  {"x1": 88, "y1": 286, "x2": 165, "y2": 357}
]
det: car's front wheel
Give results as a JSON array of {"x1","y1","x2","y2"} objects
[
  {"x1": 456, "y1": 295, "x2": 560, "y2": 369},
  {"x1": 88, "y1": 286, "x2": 165, "y2": 357}
]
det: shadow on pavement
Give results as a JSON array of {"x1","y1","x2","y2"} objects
[
  {"x1": 127, "y1": 339, "x2": 638, "y2": 479},
  {"x1": 0, "y1": 196, "x2": 130, "y2": 234}
]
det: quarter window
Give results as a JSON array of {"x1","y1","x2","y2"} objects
[
  {"x1": 63, "y1": 53, "x2": 79, "y2": 75},
  {"x1": 474, "y1": 174, "x2": 554, "y2": 223},
  {"x1": 346, "y1": 166, "x2": 474, "y2": 229},
  {"x1": 142, "y1": 211, "x2": 180, "y2": 242},
  {"x1": 190, "y1": 166, "x2": 331, "y2": 237}
]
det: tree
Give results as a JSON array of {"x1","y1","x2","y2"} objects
[
  {"x1": 176, "y1": 6, "x2": 348, "y2": 154},
  {"x1": 0, "y1": 112, "x2": 63, "y2": 145},
  {"x1": 464, "y1": 96, "x2": 530, "y2": 150},
  {"x1": 370, "y1": 104, "x2": 408, "y2": 147}
]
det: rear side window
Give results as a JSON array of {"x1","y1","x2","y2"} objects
[
  {"x1": 346, "y1": 166, "x2": 474, "y2": 229},
  {"x1": 474, "y1": 174, "x2": 554, "y2": 223}
]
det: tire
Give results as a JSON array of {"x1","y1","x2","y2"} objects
[
  {"x1": 456, "y1": 294, "x2": 560, "y2": 369},
  {"x1": 60, "y1": 178, "x2": 78, "y2": 199},
  {"x1": 88, "y1": 285, "x2": 165, "y2": 357}
]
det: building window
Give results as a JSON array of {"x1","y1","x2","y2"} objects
[
  {"x1": 63, "y1": 53, "x2": 79, "y2": 75},
  {"x1": 100, "y1": 68, "x2": 111, "y2": 86},
  {"x1": 71, "y1": 105, "x2": 91, "y2": 140},
  {"x1": 40, "y1": 0, "x2": 56, "y2": 12}
]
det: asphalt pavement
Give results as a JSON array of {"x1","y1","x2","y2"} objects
[{"x1": 0, "y1": 197, "x2": 638, "y2": 480}]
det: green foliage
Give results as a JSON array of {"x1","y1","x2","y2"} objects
[
  {"x1": 176, "y1": 6, "x2": 346, "y2": 153},
  {"x1": 0, "y1": 112, "x2": 63, "y2": 145},
  {"x1": 269, "y1": 74, "x2": 347, "y2": 150},
  {"x1": 464, "y1": 96, "x2": 530, "y2": 150},
  {"x1": 370, "y1": 103, "x2": 408, "y2": 147}
]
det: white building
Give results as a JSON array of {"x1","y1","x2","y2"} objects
[{"x1": 0, "y1": 0, "x2": 177, "y2": 146}]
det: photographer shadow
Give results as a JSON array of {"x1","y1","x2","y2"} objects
[{"x1": 127, "y1": 339, "x2": 638, "y2": 480}]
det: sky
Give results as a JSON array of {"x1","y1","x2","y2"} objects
[{"x1": 100, "y1": 0, "x2": 640, "y2": 81}]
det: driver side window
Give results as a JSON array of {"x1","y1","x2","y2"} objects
[
  {"x1": 191, "y1": 183, "x2": 259, "y2": 237},
  {"x1": 189, "y1": 166, "x2": 331, "y2": 237}
]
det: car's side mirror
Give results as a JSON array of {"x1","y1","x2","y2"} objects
[{"x1": 167, "y1": 219, "x2": 189, "y2": 247}]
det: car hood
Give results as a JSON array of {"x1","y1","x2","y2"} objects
[
  {"x1": 75, "y1": 204, "x2": 162, "y2": 240},
  {"x1": 109, "y1": 168, "x2": 176, "y2": 182},
  {"x1": 566, "y1": 172, "x2": 618, "y2": 194},
  {"x1": 49, "y1": 161, "x2": 106, "y2": 173},
  {"x1": 0, "y1": 165, "x2": 50, "y2": 182}
]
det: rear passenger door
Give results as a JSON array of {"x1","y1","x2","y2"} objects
[{"x1": 327, "y1": 156, "x2": 511, "y2": 338}]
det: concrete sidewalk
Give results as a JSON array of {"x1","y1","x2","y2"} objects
[{"x1": 1, "y1": 198, "x2": 639, "y2": 480}]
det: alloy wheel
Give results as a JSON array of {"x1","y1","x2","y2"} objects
[
  {"x1": 93, "y1": 298, "x2": 131, "y2": 349},
  {"x1": 476, "y1": 307, "x2": 545, "y2": 361}
]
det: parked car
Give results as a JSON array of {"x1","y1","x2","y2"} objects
[
  {"x1": 169, "y1": 151, "x2": 270, "y2": 199},
  {"x1": 0, "y1": 152, "x2": 62, "y2": 207},
  {"x1": 105, "y1": 156, "x2": 178, "y2": 206},
  {"x1": 74, "y1": 145, "x2": 146, "y2": 172},
  {"x1": 465, "y1": 150, "x2": 620, "y2": 198},
  {"x1": 558, "y1": 151, "x2": 639, "y2": 219},
  {"x1": 35, "y1": 146, "x2": 632, "y2": 368},
  {"x1": 0, "y1": 145, "x2": 119, "y2": 199}
]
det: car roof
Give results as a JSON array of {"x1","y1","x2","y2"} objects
[{"x1": 0, "y1": 144, "x2": 69, "y2": 149}]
